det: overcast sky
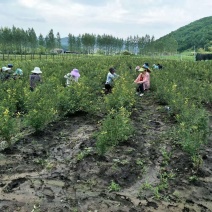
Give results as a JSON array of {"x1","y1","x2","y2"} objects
[{"x1": 0, "y1": 0, "x2": 211, "y2": 40}]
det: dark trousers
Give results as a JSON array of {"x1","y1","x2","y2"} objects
[
  {"x1": 136, "y1": 84, "x2": 144, "y2": 93},
  {"x1": 105, "y1": 83, "x2": 112, "y2": 94}
]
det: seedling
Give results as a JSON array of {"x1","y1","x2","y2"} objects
[{"x1": 108, "y1": 180, "x2": 121, "y2": 192}]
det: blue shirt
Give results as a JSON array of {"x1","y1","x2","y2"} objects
[{"x1": 106, "y1": 72, "x2": 119, "y2": 85}]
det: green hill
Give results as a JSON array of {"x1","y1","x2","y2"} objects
[{"x1": 158, "y1": 16, "x2": 212, "y2": 52}]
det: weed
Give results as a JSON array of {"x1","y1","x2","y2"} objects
[
  {"x1": 31, "y1": 204, "x2": 41, "y2": 212},
  {"x1": 191, "y1": 154, "x2": 203, "y2": 171},
  {"x1": 76, "y1": 147, "x2": 93, "y2": 161},
  {"x1": 153, "y1": 187, "x2": 161, "y2": 200},
  {"x1": 188, "y1": 175, "x2": 199, "y2": 182},
  {"x1": 140, "y1": 181, "x2": 153, "y2": 192},
  {"x1": 160, "y1": 147, "x2": 172, "y2": 161},
  {"x1": 108, "y1": 180, "x2": 121, "y2": 192},
  {"x1": 113, "y1": 158, "x2": 129, "y2": 165},
  {"x1": 136, "y1": 158, "x2": 144, "y2": 166}
]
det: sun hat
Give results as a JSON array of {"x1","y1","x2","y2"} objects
[
  {"x1": 2, "y1": 67, "x2": 11, "y2": 72},
  {"x1": 8, "y1": 64, "x2": 13, "y2": 68},
  {"x1": 13, "y1": 68, "x2": 23, "y2": 75},
  {"x1": 142, "y1": 64, "x2": 149, "y2": 69},
  {"x1": 31, "y1": 67, "x2": 42, "y2": 74},
  {"x1": 70, "y1": 68, "x2": 80, "y2": 77}
]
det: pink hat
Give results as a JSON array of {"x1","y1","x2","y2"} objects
[{"x1": 70, "y1": 68, "x2": 80, "y2": 77}]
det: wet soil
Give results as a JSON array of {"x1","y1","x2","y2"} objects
[{"x1": 0, "y1": 93, "x2": 212, "y2": 212}]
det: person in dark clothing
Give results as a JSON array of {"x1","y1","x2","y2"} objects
[
  {"x1": 29, "y1": 67, "x2": 42, "y2": 91},
  {"x1": 0, "y1": 67, "x2": 12, "y2": 81}
]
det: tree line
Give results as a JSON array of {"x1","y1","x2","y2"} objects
[{"x1": 0, "y1": 26, "x2": 178, "y2": 55}]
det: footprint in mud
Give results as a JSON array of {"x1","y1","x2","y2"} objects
[
  {"x1": 42, "y1": 187, "x2": 55, "y2": 201},
  {"x1": 149, "y1": 120, "x2": 164, "y2": 129},
  {"x1": 3, "y1": 178, "x2": 27, "y2": 193}
]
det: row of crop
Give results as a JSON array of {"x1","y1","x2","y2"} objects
[{"x1": 151, "y1": 60, "x2": 212, "y2": 156}]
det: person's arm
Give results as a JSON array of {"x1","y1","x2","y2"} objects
[
  {"x1": 64, "y1": 73, "x2": 69, "y2": 78},
  {"x1": 114, "y1": 73, "x2": 119, "y2": 78},
  {"x1": 134, "y1": 74, "x2": 143, "y2": 84}
]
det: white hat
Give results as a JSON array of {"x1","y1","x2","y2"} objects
[
  {"x1": 2, "y1": 67, "x2": 11, "y2": 72},
  {"x1": 31, "y1": 67, "x2": 42, "y2": 74}
]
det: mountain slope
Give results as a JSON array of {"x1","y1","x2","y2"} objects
[{"x1": 160, "y1": 16, "x2": 212, "y2": 52}]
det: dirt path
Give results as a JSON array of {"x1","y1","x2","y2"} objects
[{"x1": 0, "y1": 93, "x2": 212, "y2": 212}]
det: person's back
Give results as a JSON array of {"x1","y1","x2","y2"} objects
[
  {"x1": 29, "y1": 67, "x2": 42, "y2": 91},
  {"x1": 30, "y1": 74, "x2": 41, "y2": 89}
]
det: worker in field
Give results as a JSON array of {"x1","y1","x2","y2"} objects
[
  {"x1": 141, "y1": 64, "x2": 151, "y2": 91},
  {"x1": 29, "y1": 67, "x2": 42, "y2": 91},
  {"x1": 153, "y1": 63, "x2": 163, "y2": 70},
  {"x1": 153, "y1": 64, "x2": 159, "y2": 69},
  {"x1": 64, "y1": 68, "x2": 80, "y2": 87},
  {"x1": 0, "y1": 66, "x2": 13, "y2": 81},
  {"x1": 7, "y1": 64, "x2": 14, "y2": 74},
  {"x1": 134, "y1": 64, "x2": 151, "y2": 96},
  {"x1": 8, "y1": 64, "x2": 13, "y2": 69},
  {"x1": 13, "y1": 68, "x2": 23, "y2": 79},
  {"x1": 104, "y1": 67, "x2": 119, "y2": 94}
]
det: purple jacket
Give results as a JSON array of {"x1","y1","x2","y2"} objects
[{"x1": 30, "y1": 74, "x2": 42, "y2": 88}]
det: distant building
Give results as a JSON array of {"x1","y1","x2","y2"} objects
[
  {"x1": 64, "y1": 51, "x2": 79, "y2": 54},
  {"x1": 51, "y1": 48, "x2": 64, "y2": 54}
]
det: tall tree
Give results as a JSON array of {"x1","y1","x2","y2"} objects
[
  {"x1": 45, "y1": 29, "x2": 55, "y2": 51},
  {"x1": 27, "y1": 28, "x2": 38, "y2": 53},
  {"x1": 56, "y1": 32, "x2": 61, "y2": 48}
]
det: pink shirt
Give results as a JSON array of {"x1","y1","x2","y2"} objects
[
  {"x1": 144, "y1": 72, "x2": 150, "y2": 90},
  {"x1": 134, "y1": 72, "x2": 150, "y2": 90}
]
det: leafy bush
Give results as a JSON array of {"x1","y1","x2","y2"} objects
[{"x1": 96, "y1": 107, "x2": 134, "y2": 155}]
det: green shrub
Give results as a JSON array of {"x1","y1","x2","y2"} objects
[{"x1": 96, "y1": 107, "x2": 134, "y2": 155}]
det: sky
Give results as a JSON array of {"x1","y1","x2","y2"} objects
[{"x1": 0, "y1": 0, "x2": 211, "y2": 40}]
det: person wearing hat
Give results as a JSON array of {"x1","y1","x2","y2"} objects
[
  {"x1": 7, "y1": 64, "x2": 14, "y2": 75},
  {"x1": 104, "y1": 67, "x2": 119, "y2": 94},
  {"x1": 64, "y1": 68, "x2": 80, "y2": 87},
  {"x1": 13, "y1": 68, "x2": 23, "y2": 79},
  {"x1": 8, "y1": 64, "x2": 13, "y2": 68},
  {"x1": 0, "y1": 66, "x2": 12, "y2": 81},
  {"x1": 140, "y1": 64, "x2": 151, "y2": 91},
  {"x1": 29, "y1": 67, "x2": 42, "y2": 91},
  {"x1": 134, "y1": 68, "x2": 149, "y2": 97},
  {"x1": 153, "y1": 64, "x2": 159, "y2": 69}
]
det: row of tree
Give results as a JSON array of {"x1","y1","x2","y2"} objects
[{"x1": 0, "y1": 26, "x2": 178, "y2": 55}]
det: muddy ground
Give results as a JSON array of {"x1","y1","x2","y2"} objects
[{"x1": 0, "y1": 93, "x2": 212, "y2": 212}]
